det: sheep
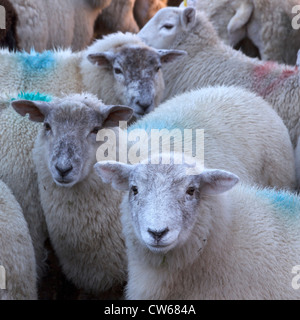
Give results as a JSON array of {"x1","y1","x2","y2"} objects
[
  {"x1": 125, "y1": 86, "x2": 296, "y2": 190},
  {"x1": 0, "y1": 180, "x2": 37, "y2": 300},
  {"x1": 0, "y1": 35, "x2": 185, "y2": 277},
  {"x1": 10, "y1": 93, "x2": 134, "y2": 295},
  {"x1": 0, "y1": 0, "x2": 19, "y2": 51},
  {"x1": 94, "y1": 152, "x2": 300, "y2": 300},
  {"x1": 94, "y1": 0, "x2": 139, "y2": 38},
  {"x1": 134, "y1": 0, "x2": 168, "y2": 29},
  {"x1": 138, "y1": 7, "x2": 300, "y2": 147},
  {"x1": 11, "y1": 0, "x2": 112, "y2": 52},
  {"x1": 179, "y1": 0, "x2": 300, "y2": 65},
  {"x1": 0, "y1": 92, "x2": 50, "y2": 279},
  {"x1": 11, "y1": 86, "x2": 296, "y2": 294},
  {"x1": 0, "y1": 32, "x2": 185, "y2": 120}
]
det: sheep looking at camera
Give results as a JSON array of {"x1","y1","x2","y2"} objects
[
  {"x1": 6, "y1": 86, "x2": 296, "y2": 290},
  {"x1": 10, "y1": 93, "x2": 133, "y2": 294},
  {"x1": 95, "y1": 153, "x2": 300, "y2": 300}
]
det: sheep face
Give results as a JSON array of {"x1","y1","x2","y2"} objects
[
  {"x1": 138, "y1": 7, "x2": 196, "y2": 49},
  {"x1": 88, "y1": 45, "x2": 186, "y2": 120},
  {"x1": 12, "y1": 95, "x2": 133, "y2": 188},
  {"x1": 94, "y1": 154, "x2": 239, "y2": 254}
]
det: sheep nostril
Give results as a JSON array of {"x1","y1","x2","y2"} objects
[
  {"x1": 55, "y1": 165, "x2": 73, "y2": 177},
  {"x1": 136, "y1": 100, "x2": 153, "y2": 111},
  {"x1": 148, "y1": 227, "x2": 169, "y2": 242}
]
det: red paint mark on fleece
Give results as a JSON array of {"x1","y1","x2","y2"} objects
[{"x1": 252, "y1": 62, "x2": 298, "y2": 98}]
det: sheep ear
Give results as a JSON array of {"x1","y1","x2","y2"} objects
[
  {"x1": 11, "y1": 100, "x2": 50, "y2": 122},
  {"x1": 181, "y1": 7, "x2": 196, "y2": 30},
  {"x1": 157, "y1": 49, "x2": 187, "y2": 64},
  {"x1": 94, "y1": 161, "x2": 133, "y2": 191},
  {"x1": 101, "y1": 105, "x2": 134, "y2": 127},
  {"x1": 227, "y1": 0, "x2": 253, "y2": 46},
  {"x1": 198, "y1": 169, "x2": 239, "y2": 195},
  {"x1": 88, "y1": 52, "x2": 115, "y2": 68}
]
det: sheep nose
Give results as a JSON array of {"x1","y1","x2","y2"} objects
[
  {"x1": 148, "y1": 228, "x2": 169, "y2": 242},
  {"x1": 136, "y1": 99, "x2": 153, "y2": 111},
  {"x1": 55, "y1": 164, "x2": 73, "y2": 177}
]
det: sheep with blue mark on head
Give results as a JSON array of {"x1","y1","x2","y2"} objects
[
  {"x1": 94, "y1": 152, "x2": 300, "y2": 300},
  {"x1": 2, "y1": 85, "x2": 296, "y2": 291},
  {"x1": 0, "y1": 32, "x2": 186, "y2": 120}
]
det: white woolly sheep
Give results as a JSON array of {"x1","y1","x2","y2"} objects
[
  {"x1": 125, "y1": 86, "x2": 296, "y2": 190},
  {"x1": 12, "y1": 0, "x2": 112, "y2": 52},
  {"x1": 95, "y1": 153, "x2": 300, "y2": 300},
  {"x1": 0, "y1": 180, "x2": 37, "y2": 300},
  {"x1": 138, "y1": 7, "x2": 300, "y2": 146},
  {"x1": 0, "y1": 32, "x2": 185, "y2": 119},
  {"x1": 0, "y1": 93, "x2": 48, "y2": 279},
  {"x1": 9, "y1": 86, "x2": 296, "y2": 293},
  {"x1": 0, "y1": 34, "x2": 185, "y2": 277},
  {"x1": 10, "y1": 93, "x2": 134, "y2": 295},
  {"x1": 180, "y1": 0, "x2": 300, "y2": 65}
]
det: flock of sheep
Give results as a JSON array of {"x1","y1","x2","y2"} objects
[{"x1": 0, "y1": 0, "x2": 300, "y2": 300}]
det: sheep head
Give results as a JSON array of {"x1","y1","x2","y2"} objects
[
  {"x1": 11, "y1": 93, "x2": 133, "y2": 188},
  {"x1": 94, "y1": 153, "x2": 239, "y2": 254}
]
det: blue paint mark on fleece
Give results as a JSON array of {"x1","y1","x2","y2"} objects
[
  {"x1": 17, "y1": 49, "x2": 56, "y2": 74},
  {"x1": 256, "y1": 188, "x2": 300, "y2": 216},
  {"x1": 10, "y1": 91, "x2": 53, "y2": 102}
]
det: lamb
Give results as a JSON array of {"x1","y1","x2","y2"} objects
[
  {"x1": 11, "y1": 86, "x2": 296, "y2": 293},
  {"x1": 138, "y1": 7, "x2": 300, "y2": 147},
  {"x1": 94, "y1": 153, "x2": 300, "y2": 300},
  {"x1": 10, "y1": 93, "x2": 134, "y2": 295},
  {"x1": 179, "y1": 0, "x2": 300, "y2": 65},
  {"x1": 0, "y1": 36, "x2": 185, "y2": 277},
  {"x1": 11, "y1": 0, "x2": 112, "y2": 52},
  {"x1": 0, "y1": 0, "x2": 19, "y2": 51},
  {"x1": 0, "y1": 31, "x2": 185, "y2": 119},
  {"x1": 0, "y1": 180, "x2": 37, "y2": 300}
]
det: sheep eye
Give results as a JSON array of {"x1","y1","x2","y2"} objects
[
  {"x1": 91, "y1": 127, "x2": 100, "y2": 135},
  {"x1": 163, "y1": 24, "x2": 174, "y2": 30},
  {"x1": 114, "y1": 68, "x2": 123, "y2": 75},
  {"x1": 44, "y1": 123, "x2": 51, "y2": 131},
  {"x1": 186, "y1": 187, "x2": 195, "y2": 196},
  {"x1": 131, "y1": 186, "x2": 138, "y2": 195}
]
